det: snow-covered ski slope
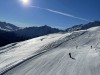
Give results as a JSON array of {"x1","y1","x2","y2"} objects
[{"x1": 1, "y1": 26, "x2": 100, "y2": 75}]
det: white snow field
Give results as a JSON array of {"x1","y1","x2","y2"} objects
[{"x1": 0, "y1": 26, "x2": 100, "y2": 75}]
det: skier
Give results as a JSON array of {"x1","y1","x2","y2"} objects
[
  {"x1": 69, "y1": 53, "x2": 76, "y2": 60},
  {"x1": 40, "y1": 38, "x2": 44, "y2": 41},
  {"x1": 76, "y1": 45, "x2": 78, "y2": 49},
  {"x1": 91, "y1": 46, "x2": 92, "y2": 49}
]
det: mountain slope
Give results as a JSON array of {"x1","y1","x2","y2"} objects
[
  {"x1": 0, "y1": 21, "x2": 100, "y2": 47},
  {"x1": 0, "y1": 22, "x2": 19, "y2": 31},
  {"x1": 0, "y1": 24, "x2": 61, "y2": 47},
  {"x1": 0, "y1": 30, "x2": 27, "y2": 47},
  {"x1": 0, "y1": 26, "x2": 100, "y2": 75},
  {"x1": 15, "y1": 25, "x2": 62, "y2": 38},
  {"x1": 66, "y1": 21, "x2": 100, "y2": 32}
]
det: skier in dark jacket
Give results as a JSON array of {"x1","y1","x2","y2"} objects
[
  {"x1": 91, "y1": 46, "x2": 92, "y2": 49},
  {"x1": 69, "y1": 53, "x2": 76, "y2": 60}
]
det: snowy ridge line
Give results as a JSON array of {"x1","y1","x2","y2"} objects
[
  {"x1": 0, "y1": 41, "x2": 28, "y2": 55},
  {"x1": 0, "y1": 31, "x2": 86, "y2": 75},
  {"x1": 0, "y1": 43, "x2": 17, "y2": 54},
  {"x1": 34, "y1": 31, "x2": 86, "y2": 54},
  {"x1": 40, "y1": 31, "x2": 86, "y2": 49},
  {"x1": 0, "y1": 43, "x2": 16, "y2": 50}
]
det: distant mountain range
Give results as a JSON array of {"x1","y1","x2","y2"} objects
[
  {"x1": 0, "y1": 22, "x2": 61, "y2": 47},
  {"x1": 0, "y1": 21, "x2": 100, "y2": 47},
  {"x1": 66, "y1": 21, "x2": 100, "y2": 32},
  {"x1": 14, "y1": 25, "x2": 62, "y2": 38},
  {"x1": 0, "y1": 22, "x2": 19, "y2": 31}
]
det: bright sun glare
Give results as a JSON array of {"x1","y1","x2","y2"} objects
[{"x1": 20, "y1": 0, "x2": 31, "y2": 6}]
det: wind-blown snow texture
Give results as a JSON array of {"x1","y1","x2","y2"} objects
[{"x1": 0, "y1": 26, "x2": 100, "y2": 75}]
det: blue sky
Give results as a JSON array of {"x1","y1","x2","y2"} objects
[{"x1": 0, "y1": 0, "x2": 100, "y2": 29}]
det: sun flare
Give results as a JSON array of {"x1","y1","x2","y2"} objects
[{"x1": 20, "y1": 0, "x2": 30, "y2": 6}]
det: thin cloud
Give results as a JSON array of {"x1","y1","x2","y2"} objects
[
  {"x1": 47, "y1": 9, "x2": 91, "y2": 22},
  {"x1": 29, "y1": 5, "x2": 91, "y2": 22},
  {"x1": 29, "y1": 6, "x2": 46, "y2": 10}
]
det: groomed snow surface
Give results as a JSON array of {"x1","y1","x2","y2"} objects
[{"x1": 0, "y1": 26, "x2": 100, "y2": 75}]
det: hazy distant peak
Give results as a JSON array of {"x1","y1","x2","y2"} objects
[
  {"x1": 0, "y1": 21, "x2": 19, "y2": 31},
  {"x1": 66, "y1": 21, "x2": 100, "y2": 32}
]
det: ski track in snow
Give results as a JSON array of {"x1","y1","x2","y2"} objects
[{"x1": 0, "y1": 26, "x2": 100, "y2": 75}]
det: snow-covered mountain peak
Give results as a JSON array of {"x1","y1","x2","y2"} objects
[
  {"x1": 66, "y1": 21, "x2": 100, "y2": 32},
  {"x1": 0, "y1": 21, "x2": 19, "y2": 31}
]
